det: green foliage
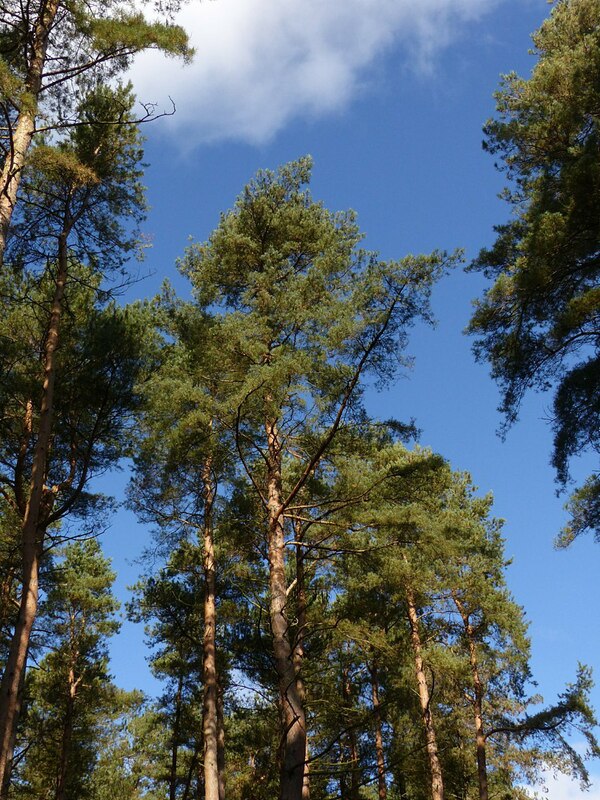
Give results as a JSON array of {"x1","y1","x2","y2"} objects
[
  {"x1": 313, "y1": 442, "x2": 598, "y2": 798},
  {"x1": 87, "y1": 13, "x2": 191, "y2": 62},
  {"x1": 85, "y1": 692, "x2": 148, "y2": 800},
  {"x1": 1, "y1": 137, "x2": 595, "y2": 800},
  {"x1": 9, "y1": 84, "x2": 147, "y2": 275},
  {"x1": 0, "y1": 0, "x2": 192, "y2": 271},
  {"x1": 0, "y1": 0, "x2": 192, "y2": 115},
  {"x1": 179, "y1": 157, "x2": 455, "y2": 508},
  {"x1": 0, "y1": 264, "x2": 152, "y2": 536},
  {"x1": 468, "y1": 0, "x2": 600, "y2": 542},
  {"x1": 0, "y1": 83, "x2": 154, "y2": 534},
  {"x1": 488, "y1": 665, "x2": 599, "y2": 792},
  {"x1": 10, "y1": 540, "x2": 122, "y2": 800}
]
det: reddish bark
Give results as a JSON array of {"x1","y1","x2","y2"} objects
[
  {"x1": 452, "y1": 592, "x2": 489, "y2": 800},
  {"x1": 202, "y1": 454, "x2": 221, "y2": 800},
  {"x1": 265, "y1": 416, "x2": 307, "y2": 800},
  {"x1": 0, "y1": 232, "x2": 67, "y2": 794},
  {"x1": 0, "y1": 0, "x2": 61, "y2": 262},
  {"x1": 406, "y1": 586, "x2": 445, "y2": 800}
]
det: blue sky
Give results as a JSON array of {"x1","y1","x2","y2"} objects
[{"x1": 99, "y1": 1, "x2": 600, "y2": 794}]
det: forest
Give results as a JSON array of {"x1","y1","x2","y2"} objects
[{"x1": 0, "y1": 0, "x2": 599, "y2": 799}]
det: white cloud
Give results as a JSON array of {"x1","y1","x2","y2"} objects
[
  {"x1": 524, "y1": 772, "x2": 600, "y2": 800},
  {"x1": 129, "y1": 0, "x2": 502, "y2": 146}
]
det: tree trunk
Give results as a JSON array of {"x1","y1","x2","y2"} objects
[
  {"x1": 55, "y1": 662, "x2": 79, "y2": 800},
  {"x1": 169, "y1": 673, "x2": 184, "y2": 800},
  {"x1": 217, "y1": 685, "x2": 226, "y2": 800},
  {"x1": 182, "y1": 741, "x2": 201, "y2": 800},
  {"x1": 452, "y1": 593, "x2": 488, "y2": 800},
  {"x1": 340, "y1": 667, "x2": 360, "y2": 800},
  {"x1": 369, "y1": 661, "x2": 387, "y2": 800},
  {"x1": 202, "y1": 453, "x2": 221, "y2": 800},
  {"x1": 265, "y1": 416, "x2": 306, "y2": 800},
  {"x1": 0, "y1": 232, "x2": 67, "y2": 795},
  {"x1": 0, "y1": 0, "x2": 60, "y2": 262},
  {"x1": 390, "y1": 733, "x2": 409, "y2": 800},
  {"x1": 294, "y1": 523, "x2": 310, "y2": 800},
  {"x1": 405, "y1": 586, "x2": 444, "y2": 800}
]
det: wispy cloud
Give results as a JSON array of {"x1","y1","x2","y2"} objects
[{"x1": 130, "y1": 0, "x2": 502, "y2": 146}]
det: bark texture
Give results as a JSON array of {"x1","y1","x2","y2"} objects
[
  {"x1": 202, "y1": 454, "x2": 221, "y2": 800},
  {"x1": 0, "y1": 0, "x2": 60, "y2": 261},
  {"x1": 217, "y1": 686, "x2": 226, "y2": 800},
  {"x1": 0, "y1": 232, "x2": 67, "y2": 794},
  {"x1": 452, "y1": 593, "x2": 488, "y2": 800},
  {"x1": 406, "y1": 586, "x2": 445, "y2": 800},
  {"x1": 265, "y1": 416, "x2": 307, "y2": 800}
]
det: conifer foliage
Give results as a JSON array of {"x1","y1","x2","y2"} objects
[
  {"x1": 122, "y1": 161, "x2": 596, "y2": 800},
  {"x1": 468, "y1": 0, "x2": 600, "y2": 544},
  {"x1": 0, "y1": 1, "x2": 599, "y2": 797},
  {"x1": 0, "y1": 0, "x2": 191, "y2": 261}
]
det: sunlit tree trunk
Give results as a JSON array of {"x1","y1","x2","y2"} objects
[
  {"x1": 405, "y1": 585, "x2": 444, "y2": 800},
  {"x1": 0, "y1": 231, "x2": 67, "y2": 795},
  {"x1": 452, "y1": 592, "x2": 488, "y2": 800},
  {"x1": 202, "y1": 452, "x2": 221, "y2": 800},
  {"x1": 217, "y1": 685, "x2": 226, "y2": 800},
  {"x1": 0, "y1": 0, "x2": 60, "y2": 262},
  {"x1": 266, "y1": 415, "x2": 306, "y2": 800}
]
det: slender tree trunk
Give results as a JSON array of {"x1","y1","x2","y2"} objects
[
  {"x1": 14, "y1": 400, "x2": 33, "y2": 517},
  {"x1": 182, "y1": 741, "x2": 201, "y2": 800},
  {"x1": 294, "y1": 523, "x2": 310, "y2": 800},
  {"x1": 0, "y1": 668, "x2": 26, "y2": 800},
  {"x1": 202, "y1": 453, "x2": 221, "y2": 800},
  {"x1": 452, "y1": 593, "x2": 488, "y2": 800},
  {"x1": 217, "y1": 685, "x2": 226, "y2": 800},
  {"x1": 369, "y1": 661, "x2": 387, "y2": 800},
  {"x1": 0, "y1": 232, "x2": 67, "y2": 795},
  {"x1": 265, "y1": 416, "x2": 306, "y2": 800},
  {"x1": 396, "y1": 773, "x2": 409, "y2": 800},
  {"x1": 405, "y1": 586, "x2": 444, "y2": 800},
  {"x1": 340, "y1": 667, "x2": 360, "y2": 800},
  {"x1": 0, "y1": 0, "x2": 60, "y2": 262},
  {"x1": 55, "y1": 662, "x2": 79, "y2": 800},
  {"x1": 169, "y1": 673, "x2": 184, "y2": 800}
]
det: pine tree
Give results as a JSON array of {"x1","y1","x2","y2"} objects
[
  {"x1": 329, "y1": 442, "x2": 599, "y2": 799},
  {"x1": 0, "y1": 0, "x2": 191, "y2": 260},
  {"x1": 129, "y1": 543, "x2": 207, "y2": 800},
  {"x1": 0, "y1": 84, "x2": 152, "y2": 789},
  {"x1": 468, "y1": 0, "x2": 600, "y2": 543},
  {"x1": 8, "y1": 539, "x2": 122, "y2": 800},
  {"x1": 129, "y1": 297, "x2": 240, "y2": 800},
  {"x1": 179, "y1": 157, "x2": 454, "y2": 800}
]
